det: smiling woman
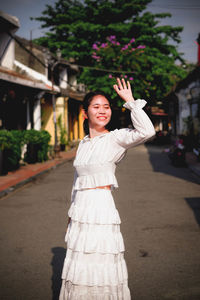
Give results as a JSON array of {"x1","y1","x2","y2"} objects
[
  {"x1": 82, "y1": 91, "x2": 112, "y2": 138},
  {"x1": 59, "y1": 78, "x2": 156, "y2": 299}
]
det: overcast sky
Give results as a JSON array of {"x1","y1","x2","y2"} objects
[{"x1": 1, "y1": 0, "x2": 200, "y2": 63}]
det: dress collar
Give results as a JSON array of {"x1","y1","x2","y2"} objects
[{"x1": 83, "y1": 131, "x2": 110, "y2": 142}]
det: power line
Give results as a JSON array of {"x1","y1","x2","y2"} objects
[{"x1": 148, "y1": 4, "x2": 200, "y2": 10}]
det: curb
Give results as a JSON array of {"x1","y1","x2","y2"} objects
[{"x1": 0, "y1": 153, "x2": 75, "y2": 199}]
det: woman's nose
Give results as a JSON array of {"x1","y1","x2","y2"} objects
[{"x1": 99, "y1": 107, "x2": 106, "y2": 113}]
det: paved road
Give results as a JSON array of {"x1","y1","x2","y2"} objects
[{"x1": 0, "y1": 144, "x2": 200, "y2": 300}]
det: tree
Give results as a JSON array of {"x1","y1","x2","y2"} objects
[{"x1": 33, "y1": 0, "x2": 186, "y2": 105}]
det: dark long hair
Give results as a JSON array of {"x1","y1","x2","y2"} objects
[{"x1": 83, "y1": 91, "x2": 113, "y2": 135}]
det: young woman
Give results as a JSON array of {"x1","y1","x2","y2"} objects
[{"x1": 59, "y1": 78, "x2": 155, "y2": 299}]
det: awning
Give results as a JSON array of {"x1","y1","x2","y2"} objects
[{"x1": 152, "y1": 112, "x2": 168, "y2": 116}]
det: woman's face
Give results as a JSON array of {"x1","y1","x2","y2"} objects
[{"x1": 86, "y1": 95, "x2": 112, "y2": 130}]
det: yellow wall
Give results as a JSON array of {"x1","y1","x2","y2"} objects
[
  {"x1": 78, "y1": 104, "x2": 84, "y2": 139},
  {"x1": 42, "y1": 96, "x2": 84, "y2": 146},
  {"x1": 41, "y1": 99, "x2": 55, "y2": 145}
]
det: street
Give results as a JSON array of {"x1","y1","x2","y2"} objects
[{"x1": 0, "y1": 144, "x2": 200, "y2": 300}]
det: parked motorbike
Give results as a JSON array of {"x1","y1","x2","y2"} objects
[{"x1": 168, "y1": 138, "x2": 186, "y2": 167}]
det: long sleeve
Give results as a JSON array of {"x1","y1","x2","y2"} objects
[
  {"x1": 113, "y1": 99, "x2": 156, "y2": 149},
  {"x1": 71, "y1": 170, "x2": 78, "y2": 203}
]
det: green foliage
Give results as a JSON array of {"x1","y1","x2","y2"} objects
[
  {"x1": 0, "y1": 129, "x2": 52, "y2": 174},
  {"x1": 57, "y1": 114, "x2": 68, "y2": 145},
  {"x1": 0, "y1": 130, "x2": 24, "y2": 173},
  {"x1": 0, "y1": 130, "x2": 14, "y2": 151},
  {"x1": 33, "y1": 0, "x2": 187, "y2": 105},
  {"x1": 23, "y1": 129, "x2": 51, "y2": 163}
]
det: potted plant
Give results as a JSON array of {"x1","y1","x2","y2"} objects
[{"x1": 57, "y1": 114, "x2": 68, "y2": 151}]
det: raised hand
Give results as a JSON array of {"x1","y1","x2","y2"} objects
[{"x1": 113, "y1": 78, "x2": 135, "y2": 103}]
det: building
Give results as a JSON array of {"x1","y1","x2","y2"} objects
[
  {"x1": 0, "y1": 10, "x2": 53, "y2": 132},
  {"x1": 0, "y1": 10, "x2": 86, "y2": 148}
]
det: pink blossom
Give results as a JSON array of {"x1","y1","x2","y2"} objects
[
  {"x1": 137, "y1": 45, "x2": 146, "y2": 49},
  {"x1": 108, "y1": 74, "x2": 113, "y2": 78},
  {"x1": 129, "y1": 77, "x2": 134, "y2": 80},
  {"x1": 121, "y1": 45, "x2": 128, "y2": 51},
  {"x1": 100, "y1": 43, "x2": 108, "y2": 48},
  {"x1": 110, "y1": 35, "x2": 116, "y2": 40},
  {"x1": 92, "y1": 54, "x2": 101, "y2": 60},
  {"x1": 130, "y1": 38, "x2": 135, "y2": 43},
  {"x1": 92, "y1": 43, "x2": 99, "y2": 50},
  {"x1": 116, "y1": 42, "x2": 120, "y2": 46},
  {"x1": 124, "y1": 75, "x2": 127, "y2": 78}
]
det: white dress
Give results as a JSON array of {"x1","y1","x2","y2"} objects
[{"x1": 59, "y1": 99, "x2": 155, "y2": 299}]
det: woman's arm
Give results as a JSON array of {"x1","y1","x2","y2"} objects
[
  {"x1": 112, "y1": 78, "x2": 156, "y2": 149},
  {"x1": 71, "y1": 169, "x2": 78, "y2": 204},
  {"x1": 66, "y1": 170, "x2": 78, "y2": 231}
]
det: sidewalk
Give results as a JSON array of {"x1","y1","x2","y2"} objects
[
  {"x1": 0, "y1": 148, "x2": 77, "y2": 199},
  {"x1": 185, "y1": 151, "x2": 200, "y2": 178}
]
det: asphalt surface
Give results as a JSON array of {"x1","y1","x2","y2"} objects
[{"x1": 0, "y1": 144, "x2": 200, "y2": 300}]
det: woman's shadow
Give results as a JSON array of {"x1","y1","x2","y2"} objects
[{"x1": 51, "y1": 247, "x2": 66, "y2": 300}]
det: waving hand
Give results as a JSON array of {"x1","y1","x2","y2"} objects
[{"x1": 113, "y1": 78, "x2": 135, "y2": 103}]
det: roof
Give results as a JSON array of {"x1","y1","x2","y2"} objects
[
  {"x1": 61, "y1": 87, "x2": 85, "y2": 101},
  {"x1": 0, "y1": 66, "x2": 58, "y2": 92},
  {"x1": 0, "y1": 10, "x2": 20, "y2": 29}
]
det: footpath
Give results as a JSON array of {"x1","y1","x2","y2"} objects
[
  {"x1": 186, "y1": 151, "x2": 200, "y2": 178},
  {"x1": 0, "y1": 147, "x2": 199, "y2": 199},
  {"x1": 0, "y1": 148, "x2": 77, "y2": 199}
]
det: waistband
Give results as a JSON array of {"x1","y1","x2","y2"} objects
[{"x1": 83, "y1": 185, "x2": 111, "y2": 190}]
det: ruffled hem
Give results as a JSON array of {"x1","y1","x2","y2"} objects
[
  {"x1": 74, "y1": 172, "x2": 118, "y2": 190},
  {"x1": 68, "y1": 202, "x2": 121, "y2": 225},
  {"x1": 65, "y1": 221, "x2": 125, "y2": 254},
  {"x1": 61, "y1": 250, "x2": 128, "y2": 286},
  {"x1": 59, "y1": 280, "x2": 131, "y2": 300}
]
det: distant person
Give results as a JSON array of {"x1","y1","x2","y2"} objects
[{"x1": 59, "y1": 78, "x2": 155, "y2": 299}]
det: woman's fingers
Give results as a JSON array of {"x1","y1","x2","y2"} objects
[
  {"x1": 117, "y1": 77, "x2": 123, "y2": 90},
  {"x1": 113, "y1": 84, "x2": 120, "y2": 93},
  {"x1": 116, "y1": 77, "x2": 129, "y2": 90},
  {"x1": 127, "y1": 80, "x2": 131, "y2": 90},
  {"x1": 121, "y1": 78, "x2": 127, "y2": 89}
]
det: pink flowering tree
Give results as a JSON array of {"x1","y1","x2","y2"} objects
[{"x1": 79, "y1": 36, "x2": 151, "y2": 105}]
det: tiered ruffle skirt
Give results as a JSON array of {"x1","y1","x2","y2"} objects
[{"x1": 59, "y1": 188, "x2": 131, "y2": 299}]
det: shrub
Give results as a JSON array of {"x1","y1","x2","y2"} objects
[
  {"x1": 0, "y1": 130, "x2": 24, "y2": 173},
  {"x1": 23, "y1": 129, "x2": 51, "y2": 163}
]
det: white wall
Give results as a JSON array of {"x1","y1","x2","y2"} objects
[
  {"x1": 60, "y1": 68, "x2": 68, "y2": 89},
  {"x1": 1, "y1": 39, "x2": 15, "y2": 69},
  {"x1": 33, "y1": 98, "x2": 41, "y2": 130},
  {"x1": 176, "y1": 80, "x2": 200, "y2": 135}
]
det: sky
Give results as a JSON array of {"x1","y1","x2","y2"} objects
[{"x1": 1, "y1": 0, "x2": 200, "y2": 63}]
